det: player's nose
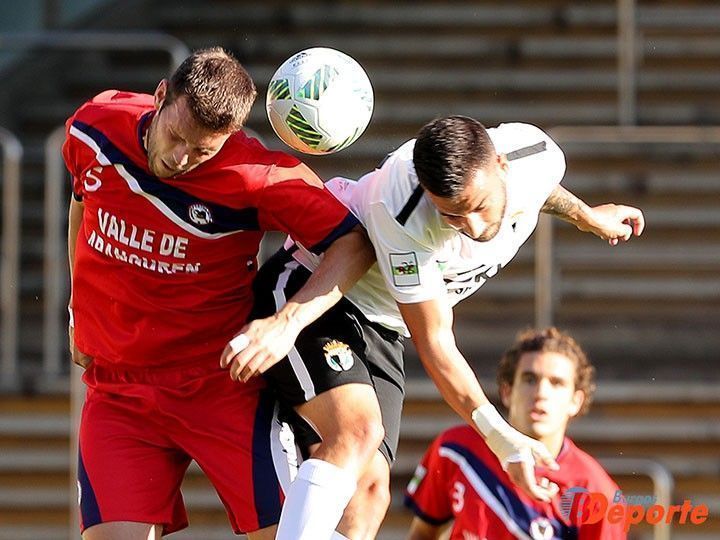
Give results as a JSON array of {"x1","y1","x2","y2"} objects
[
  {"x1": 535, "y1": 378, "x2": 553, "y2": 398},
  {"x1": 171, "y1": 144, "x2": 190, "y2": 168},
  {"x1": 464, "y1": 215, "x2": 486, "y2": 238}
]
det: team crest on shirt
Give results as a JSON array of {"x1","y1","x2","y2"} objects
[
  {"x1": 389, "y1": 252, "x2": 420, "y2": 286},
  {"x1": 529, "y1": 517, "x2": 554, "y2": 540},
  {"x1": 323, "y1": 340, "x2": 354, "y2": 371},
  {"x1": 188, "y1": 203, "x2": 213, "y2": 225}
]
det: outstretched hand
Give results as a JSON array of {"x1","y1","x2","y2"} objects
[
  {"x1": 582, "y1": 204, "x2": 645, "y2": 245},
  {"x1": 472, "y1": 404, "x2": 559, "y2": 502},
  {"x1": 504, "y1": 436, "x2": 560, "y2": 503},
  {"x1": 220, "y1": 315, "x2": 301, "y2": 382}
]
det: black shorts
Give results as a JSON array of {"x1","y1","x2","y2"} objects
[{"x1": 251, "y1": 249, "x2": 406, "y2": 464}]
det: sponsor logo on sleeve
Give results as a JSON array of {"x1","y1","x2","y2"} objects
[
  {"x1": 389, "y1": 252, "x2": 420, "y2": 286},
  {"x1": 406, "y1": 463, "x2": 427, "y2": 495}
]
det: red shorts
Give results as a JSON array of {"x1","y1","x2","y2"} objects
[{"x1": 78, "y1": 360, "x2": 295, "y2": 535}]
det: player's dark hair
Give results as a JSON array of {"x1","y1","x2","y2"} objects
[
  {"x1": 412, "y1": 116, "x2": 497, "y2": 198},
  {"x1": 165, "y1": 47, "x2": 256, "y2": 132},
  {"x1": 497, "y1": 327, "x2": 597, "y2": 416}
]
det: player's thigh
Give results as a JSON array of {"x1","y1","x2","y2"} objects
[
  {"x1": 362, "y1": 322, "x2": 406, "y2": 464},
  {"x1": 83, "y1": 521, "x2": 162, "y2": 540},
  {"x1": 79, "y1": 385, "x2": 191, "y2": 533},
  {"x1": 246, "y1": 524, "x2": 278, "y2": 540},
  {"x1": 178, "y1": 377, "x2": 292, "y2": 534},
  {"x1": 295, "y1": 382, "x2": 384, "y2": 446},
  {"x1": 267, "y1": 315, "x2": 386, "y2": 461},
  {"x1": 263, "y1": 294, "x2": 383, "y2": 427}
]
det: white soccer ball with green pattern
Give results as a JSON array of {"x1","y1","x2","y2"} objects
[{"x1": 266, "y1": 47, "x2": 373, "y2": 155}]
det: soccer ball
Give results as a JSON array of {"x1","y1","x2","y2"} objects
[{"x1": 266, "y1": 47, "x2": 373, "y2": 155}]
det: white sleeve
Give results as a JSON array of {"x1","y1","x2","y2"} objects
[
  {"x1": 365, "y1": 202, "x2": 447, "y2": 304},
  {"x1": 533, "y1": 125, "x2": 566, "y2": 201},
  {"x1": 494, "y1": 123, "x2": 567, "y2": 209}
]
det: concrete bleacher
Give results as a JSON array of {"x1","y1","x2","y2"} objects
[
  {"x1": 2, "y1": 384, "x2": 719, "y2": 539},
  {"x1": 1, "y1": 0, "x2": 718, "y2": 382},
  {"x1": 0, "y1": 0, "x2": 719, "y2": 538}
]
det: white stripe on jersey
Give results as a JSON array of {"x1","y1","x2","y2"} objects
[
  {"x1": 68, "y1": 125, "x2": 112, "y2": 166},
  {"x1": 69, "y1": 125, "x2": 241, "y2": 240},
  {"x1": 272, "y1": 260, "x2": 317, "y2": 401},
  {"x1": 438, "y1": 446, "x2": 533, "y2": 540}
]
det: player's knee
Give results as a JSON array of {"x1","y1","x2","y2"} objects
[
  {"x1": 361, "y1": 462, "x2": 391, "y2": 511},
  {"x1": 328, "y1": 414, "x2": 384, "y2": 463},
  {"x1": 366, "y1": 477, "x2": 391, "y2": 514},
  {"x1": 342, "y1": 415, "x2": 384, "y2": 463}
]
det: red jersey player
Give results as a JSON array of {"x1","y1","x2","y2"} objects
[
  {"x1": 405, "y1": 327, "x2": 626, "y2": 540},
  {"x1": 64, "y1": 47, "x2": 373, "y2": 540}
]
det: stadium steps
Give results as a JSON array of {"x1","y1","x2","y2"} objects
[
  {"x1": 1, "y1": 0, "x2": 718, "y2": 383},
  {"x1": 0, "y1": 1, "x2": 715, "y2": 537},
  {"x1": 1, "y1": 383, "x2": 720, "y2": 539}
]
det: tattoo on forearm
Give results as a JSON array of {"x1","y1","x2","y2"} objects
[{"x1": 540, "y1": 186, "x2": 589, "y2": 223}]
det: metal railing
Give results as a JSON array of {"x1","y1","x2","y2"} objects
[
  {"x1": 535, "y1": 125, "x2": 720, "y2": 327},
  {"x1": 0, "y1": 128, "x2": 22, "y2": 391},
  {"x1": 43, "y1": 126, "x2": 68, "y2": 379},
  {"x1": 601, "y1": 457, "x2": 674, "y2": 540}
]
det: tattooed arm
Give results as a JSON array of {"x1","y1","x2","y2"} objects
[{"x1": 541, "y1": 185, "x2": 645, "y2": 245}]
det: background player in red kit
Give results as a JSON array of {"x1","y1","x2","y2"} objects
[
  {"x1": 405, "y1": 327, "x2": 625, "y2": 540},
  {"x1": 63, "y1": 47, "x2": 373, "y2": 539}
]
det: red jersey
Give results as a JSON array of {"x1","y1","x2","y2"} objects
[
  {"x1": 405, "y1": 425, "x2": 626, "y2": 540},
  {"x1": 63, "y1": 90, "x2": 357, "y2": 369}
]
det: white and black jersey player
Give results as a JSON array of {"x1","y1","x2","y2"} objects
[{"x1": 220, "y1": 117, "x2": 645, "y2": 540}]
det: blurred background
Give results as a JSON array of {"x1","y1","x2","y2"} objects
[{"x1": 0, "y1": 1, "x2": 718, "y2": 539}]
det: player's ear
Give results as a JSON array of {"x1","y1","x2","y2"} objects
[
  {"x1": 569, "y1": 389, "x2": 584, "y2": 418},
  {"x1": 499, "y1": 382, "x2": 512, "y2": 409},
  {"x1": 496, "y1": 153, "x2": 509, "y2": 174},
  {"x1": 154, "y1": 79, "x2": 168, "y2": 110}
]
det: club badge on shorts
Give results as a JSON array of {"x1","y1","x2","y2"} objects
[{"x1": 323, "y1": 340, "x2": 354, "y2": 372}]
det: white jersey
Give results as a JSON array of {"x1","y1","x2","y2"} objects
[{"x1": 289, "y1": 123, "x2": 566, "y2": 335}]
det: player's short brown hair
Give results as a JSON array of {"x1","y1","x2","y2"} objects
[
  {"x1": 165, "y1": 47, "x2": 256, "y2": 133},
  {"x1": 496, "y1": 327, "x2": 596, "y2": 416}
]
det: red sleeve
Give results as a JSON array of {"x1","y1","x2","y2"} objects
[
  {"x1": 61, "y1": 113, "x2": 86, "y2": 201},
  {"x1": 404, "y1": 434, "x2": 454, "y2": 525},
  {"x1": 257, "y1": 162, "x2": 358, "y2": 252}
]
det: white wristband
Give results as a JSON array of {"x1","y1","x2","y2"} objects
[
  {"x1": 471, "y1": 403, "x2": 534, "y2": 470},
  {"x1": 471, "y1": 403, "x2": 506, "y2": 436},
  {"x1": 228, "y1": 333, "x2": 250, "y2": 355}
]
